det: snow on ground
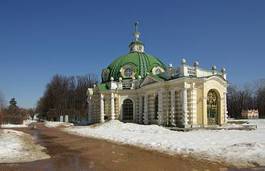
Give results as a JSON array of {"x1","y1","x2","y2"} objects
[
  {"x1": 1, "y1": 120, "x2": 36, "y2": 128},
  {"x1": 0, "y1": 129, "x2": 50, "y2": 163},
  {"x1": 65, "y1": 119, "x2": 265, "y2": 168},
  {"x1": 244, "y1": 119, "x2": 265, "y2": 129},
  {"x1": 44, "y1": 121, "x2": 73, "y2": 128}
]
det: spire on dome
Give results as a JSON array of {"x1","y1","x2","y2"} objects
[
  {"x1": 129, "y1": 21, "x2": 145, "y2": 53},
  {"x1": 133, "y1": 21, "x2": 140, "y2": 41}
]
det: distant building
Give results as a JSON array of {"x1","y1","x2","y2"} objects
[
  {"x1": 241, "y1": 109, "x2": 259, "y2": 119},
  {"x1": 87, "y1": 22, "x2": 228, "y2": 128}
]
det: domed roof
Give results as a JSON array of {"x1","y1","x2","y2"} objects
[
  {"x1": 101, "y1": 22, "x2": 167, "y2": 83},
  {"x1": 102, "y1": 52, "x2": 167, "y2": 82}
]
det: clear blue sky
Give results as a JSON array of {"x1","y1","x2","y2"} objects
[{"x1": 0, "y1": 0, "x2": 264, "y2": 108}]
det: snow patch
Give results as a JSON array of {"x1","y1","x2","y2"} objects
[
  {"x1": 44, "y1": 121, "x2": 73, "y2": 128},
  {"x1": 65, "y1": 119, "x2": 265, "y2": 168},
  {"x1": 1, "y1": 120, "x2": 36, "y2": 128},
  {"x1": 0, "y1": 129, "x2": 50, "y2": 163}
]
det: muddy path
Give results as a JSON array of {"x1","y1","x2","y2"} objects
[{"x1": 0, "y1": 123, "x2": 232, "y2": 171}]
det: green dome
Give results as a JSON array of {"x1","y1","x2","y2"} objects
[{"x1": 102, "y1": 52, "x2": 167, "y2": 82}]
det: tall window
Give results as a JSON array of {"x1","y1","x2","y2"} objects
[
  {"x1": 154, "y1": 95, "x2": 159, "y2": 119},
  {"x1": 207, "y1": 90, "x2": 219, "y2": 125},
  {"x1": 122, "y1": 99, "x2": 134, "y2": 121},
  {"x1": 114, "y1": 98, "x2": 118, "y2": 114}
]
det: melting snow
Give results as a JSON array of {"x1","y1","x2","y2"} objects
[
  {"x1": 0, "y1": 129, "x2": 50, "y2": 163},
  {"x1": 1, "y1": 120, "x2": 36, "y2": 128},
  {"x1": 65, "y1": 119, "x2": 265, "y2": 168},
  {"x1": 44, "y1": 121, "x2": 73, "y2": 128}
]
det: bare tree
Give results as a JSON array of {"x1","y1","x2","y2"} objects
[
  {"x1": 2, "y1": 98, "x2": 28, "y2": 124},
  {"x1": 0, "y1": 111, "x2": 2, "y2": 124},
  {"x1": 255, "y1": 79, "x2": 265, "y2": 118},
  {"x1": 28, "y1": 108, "x2": 35, "y2": 120},
  {"x1": 0, "y1": 90, "x2": 5, "y2": 111},
  {"x1": 0, "y1": 91, "x2": 5, "y2": 124},
  {"x1": 227, "y1": 84, "x2": 256, "y2": 119},
  {"x1": 36, "y1": 74, "x2": 97, "y2": 122}
]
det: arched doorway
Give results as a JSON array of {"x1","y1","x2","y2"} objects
[
  {"x1": 207, "y1": 90, "x2": 220, "y2": 125},
  {"x1": 122, "y1": 99, "x2": 134, "y2": 121}
]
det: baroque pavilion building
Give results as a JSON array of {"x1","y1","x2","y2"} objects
[{"x1": 87, "y1": 23, "x2": 228, "y2": 128}]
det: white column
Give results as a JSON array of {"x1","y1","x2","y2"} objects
[
  {"x1": 190, "y1": 84, "x2": 197, "y2": 126},
  {"x1": 65, "y1": 115, "x2": 69, "y2": 123},
  {"x1": 144, "y1": 94, "x2": 148, "y2": 124},
  {"x1": 60, "y1": 115, "x2": 63, "y2": 122},
  {"x1": 182, "y1": 88, "x2": 188, "y2": 127},
  {"x1": 203, "y1": 96, "x2": 207, "y2": 126},
  {"x1": 139, "y1": 96, "x2": 143, "y2": 124},
  {"x1": 111, "y1": 92, "x2": 115, "y2": 120},
  {"x1": 170, "y1": 89, "x2": 176, "y2": 126},
  {"x1": 224, "y1": 92, "x2": 228, "y2": 123},
  {"x1": 100, "y1": 94, "x2": 105, "y2": 123},
  {"x1": 158, "y1": 89, "x2": 164, "y2": 125}
]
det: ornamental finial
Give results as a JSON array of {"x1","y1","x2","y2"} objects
[
  {"x1": 134, "y1": 21, "x2": 139, "y2": 33},
  {"x1": 129, "y1": 21, "x2": 144, "y2": 53},
  {"x1": 133, "y1": 21, "x2": 140, "y2": 41}
]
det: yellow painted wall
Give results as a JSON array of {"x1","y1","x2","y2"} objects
[{"x1": 196, "y1": 84, "x2": 204, "y2": 125}]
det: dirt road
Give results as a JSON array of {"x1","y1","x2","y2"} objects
[{"x1": 0, "y1": 124, "x2": 228, "y2": 171}]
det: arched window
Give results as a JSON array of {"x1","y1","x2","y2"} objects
[
  {"x1": 154, "y1": 95, "x2": 159, "y2": 119},
  {"x1": 122, "y1": 99, "x2": 134, "y2": 121},
  {"x1": 207, "y1": 90, "x2": 219, "y2": 125}
]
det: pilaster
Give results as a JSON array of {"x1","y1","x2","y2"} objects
[
  {"x1": 139, "y1": 96, "x2": 143, "y2": 124},
  {"x1": 170, "y1": 89, "x2": 176, "y2": 126},
  {"x1": 100, "y1": 94, "x2": 105, "y2": 123},
  {"x1": 144, "y1": 94, "x2": 149, "y2": 124},
  {"x1": 88, "y1": 101, "x2": 92, "y2": 123},
  {"x1": 181, "y1": 85, "x2": 189, "y2": 127},
  {"x1": 190, "y1": 83, "x2": 197, "y2": 126},
  {"x1": 158, "y1": 89, "x2": 164, "y2": 125},
  {"x1": 111, "y1": 93, "x2": 115, "y2": 120},
  {"x1": 224, "y1": 91, "x2": 228, "y2": 123}
]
